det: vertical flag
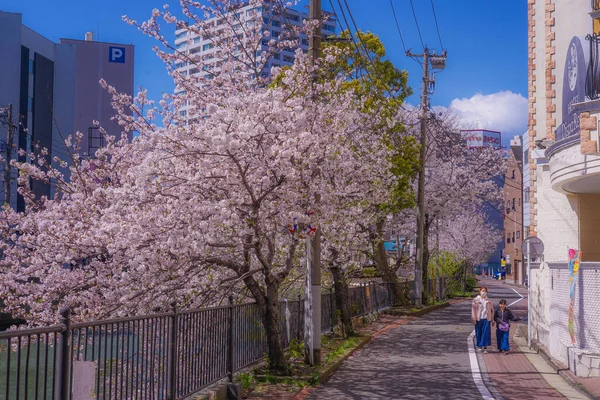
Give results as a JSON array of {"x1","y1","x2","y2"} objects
[{"x1": 567, "y1": 248, "x2": 582, "y2": 345}]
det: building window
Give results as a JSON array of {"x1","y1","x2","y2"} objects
[
  {"x1": 28, "y1": 59, "x2": 34, "y2": 74},
  {"x1": 176, "y1": 31, "x2": 187, "y2": 40},
  {"x1": 524, "y1": 187, "x2": 530, "y2": 203},
  {"x1": 512, "y1": 198, "x2": 515, "y2": 210},
  {"x1": 507, "y1": 234, "x2": 510, "y2": 244},
  {"x1": 512, "y1": 232, "x2": 515, "y2": 243},
  {"x1": 511, "y1": 169, "x2": 516, "y2": 179},
  {"x1": 27, "y1": 97, "x2": 33, "y2": 111},
  {"x1": 517, "y1": 231, "x2": 520, "y2": 239},
  {"x1": 202, "y1": 43, "x2": 214, "y2": 51}
]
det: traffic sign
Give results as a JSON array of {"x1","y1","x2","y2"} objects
[{"x1": 522, "y1": 236, "x2": 544, "y2": 258}]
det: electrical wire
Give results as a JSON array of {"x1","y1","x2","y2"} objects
[
  {"x1": 389, "y1": 0, "x2": 407, "y2": 53},
  {"x1": 409, "y1": 0, "x2": 425, "y2": 50},
  {"x1": 430, "y1": 0, "x2": 444, "y2": 50}
]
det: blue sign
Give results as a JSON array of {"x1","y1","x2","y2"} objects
[
  {"x1": 557, "y1": 37, "x2": 588, "y2": 141},
  {"x1": 108, "y1": 46, "x2": 126, "y2": 63}
]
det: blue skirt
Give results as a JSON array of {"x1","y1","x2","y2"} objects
[
  {"x1": 475, "y1": 320, "x2": 492, "y2": 347},
  {"x1": 496, "y1": 328, "x2": 510, "y2": 351}
]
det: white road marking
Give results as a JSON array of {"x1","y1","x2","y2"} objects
[
  {"x1": 508, "y1": 288, "x2": 525, "y2": 308},
  {"x1": 467, "y1": 330, "x2": 495, "y2": 400}
]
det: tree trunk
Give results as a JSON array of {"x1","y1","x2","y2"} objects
[
  {"x1": 244, "y1": 275, "x2": 288, "y2": 373},
  {"x1": 373, "y1": 219, "x2": 409, "y2": 306},
  {"x1": 330, "y1": 264, "x2": 355, "y2": 337}
]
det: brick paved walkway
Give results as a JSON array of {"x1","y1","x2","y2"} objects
[{"x1": 482, "y1": 325, "x2": 565, "y2": 399}]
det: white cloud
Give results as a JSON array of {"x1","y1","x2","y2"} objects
[{"x1": 449, "y1": 91, "x2": 528, "y2": 140}]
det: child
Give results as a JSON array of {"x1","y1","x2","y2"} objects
[{"x1": 494, "y1": 299, "x2": 521, "y2": 354}]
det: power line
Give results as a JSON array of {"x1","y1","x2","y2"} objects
[
  {"x1": 430, "y1": 0, "x2": 444, "y2": 50},
  {"x1": 389, "y1": 0, "x2": 407, "y2": 53},
  {"x1": 409, "y1": 0, "x2": 425, "y2": 50},
  {"x1": 340, "y1": 0, "x2": 378, "y2": 70}
]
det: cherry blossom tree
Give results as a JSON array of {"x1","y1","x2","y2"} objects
[
  {"x1": 391, "y1": 108, "x2": 505, "y2": 300},
  {"x1": 0, "y1": 0, "x2": 405, "y2": 372}
]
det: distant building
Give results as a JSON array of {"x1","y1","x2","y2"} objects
[
  {"x1": 0, "y1": 11, "x2": 134, "y2": 211},
  {"x1": 461, "y1": 129, "x2": 502, "y2": 150},
  {"x1": 173, "y1": 3, "x2": 337, "y2": 120},
  {"x1": 503, "y1": 135, "x2": 523, "y2": 285}
]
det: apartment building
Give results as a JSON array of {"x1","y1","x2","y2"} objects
[
  {"x1": 173, "y1": 3, "x2": 336, "y2": 119},
  {"x1": 527, "y1": 0, "x2": 600, "y2": 377}
]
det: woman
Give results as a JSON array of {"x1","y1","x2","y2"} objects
[
  {"x1": 472, "y1": 286, "x2": 494, "y2": 352},
  {"x1": 494, "y1": 299, "x2": 521, "y2": 354}
]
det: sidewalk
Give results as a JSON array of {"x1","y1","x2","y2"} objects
[
  {"x1": 497, "y1": 279, "x2": 600, "y2": 399},
  {"x1": 481, "y1": 323, "x2": 589, "y2": 399}
]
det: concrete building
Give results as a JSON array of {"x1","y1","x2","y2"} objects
[
  {"x1": 503, "y1": 135, "x2": 523, "y2": 285},
  {"x1": 0, "y1": 11, "x2": 134, "y2": 211},
  {"x1": 173, "y1": 3, "x2": 336, "y2": 119},
  {"x1": 527, "y1": 0, "x2": 600, "y2": 377}
]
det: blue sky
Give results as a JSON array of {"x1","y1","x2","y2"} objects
[{"x1": 2, "y1": 0, "x2": 528, "y2": 142}]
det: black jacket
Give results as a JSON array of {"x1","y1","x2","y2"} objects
[{"x1": 494, "y1": 308, "x2": 520, "y2": 325}]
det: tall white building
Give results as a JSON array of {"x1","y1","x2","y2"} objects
[{"x1": 173, "y1": 3, "x2": 337, "y2": 119}]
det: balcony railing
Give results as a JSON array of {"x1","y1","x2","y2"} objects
[{"x1": 586, "y1": 34, "x2": 600, "y2": 100}]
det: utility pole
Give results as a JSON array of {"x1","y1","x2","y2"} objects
[
  {"x1": 406, "y1": 48, "x2": 447, "y2": 307},
  {"x1": 306, "y1": 0, "x2": 322, "y2": 366},
  {"x1": 1, "y1": 104, "x2": 15, "y2": 207}
]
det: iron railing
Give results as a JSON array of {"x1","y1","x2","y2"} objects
[
  {"x1": 586, "y1": 34, "x2": 600, "y2": 101},
  {"x1": 0, "y1": 279, "x2": 446, "y2": 399}
]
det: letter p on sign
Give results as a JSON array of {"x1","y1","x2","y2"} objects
[{"x1": 109, "y1": 46, "x2": 125, "y2": 63}]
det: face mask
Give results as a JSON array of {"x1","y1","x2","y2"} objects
[{"x1": 480, "y1": 292, "x2": 487, "y2": 298}]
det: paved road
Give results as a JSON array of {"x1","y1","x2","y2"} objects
[{"x1": 309, "y1": 300, "x2": 484, "y2": 400}]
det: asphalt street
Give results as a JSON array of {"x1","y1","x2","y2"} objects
[{"x1": 309, "y1": 299, "x2": 484, "y2": 399}]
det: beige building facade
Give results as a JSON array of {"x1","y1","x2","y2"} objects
[{"x1": 528, "y1": 0, "x2": 600, "y2": 377}]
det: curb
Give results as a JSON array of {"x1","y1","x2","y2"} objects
[
  {"x1": 473, "y1": 336, "x2": 505, "y2": 400},
  {"x1": 383, "y1": 301, "x2": 450, "y2": 317},
  {"x1": 290, "y1": 335, "x2": 373, "y2": 400},
  {"x1": 525, "y1": 333, "x2": 599, "y2": 400}
]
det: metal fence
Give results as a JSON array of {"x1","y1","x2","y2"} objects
[{"x1": 0, "y1": 279, "x2": 446, "y2": 399}]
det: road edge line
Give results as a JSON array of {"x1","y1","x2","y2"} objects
[{"x1": 468, "y1": 330, "x2": 496, "y2": 400}]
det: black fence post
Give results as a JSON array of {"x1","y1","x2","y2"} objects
[
  {"x1": 57, "y1": 307, "x2": 71, "y2": 400},
  {"x1": 227, "y1": 296, "x2": 239, "y2": 400},
  {"x1": 227, "y1": 296, "x2": 234, "y2": 383},
  {"x1": 168, "y1": 301, "x2": 177, "y2": 400}
]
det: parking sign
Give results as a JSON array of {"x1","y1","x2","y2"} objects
[{"x1": 109, "y1": 46, "x2": 125, "y2": 63}]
